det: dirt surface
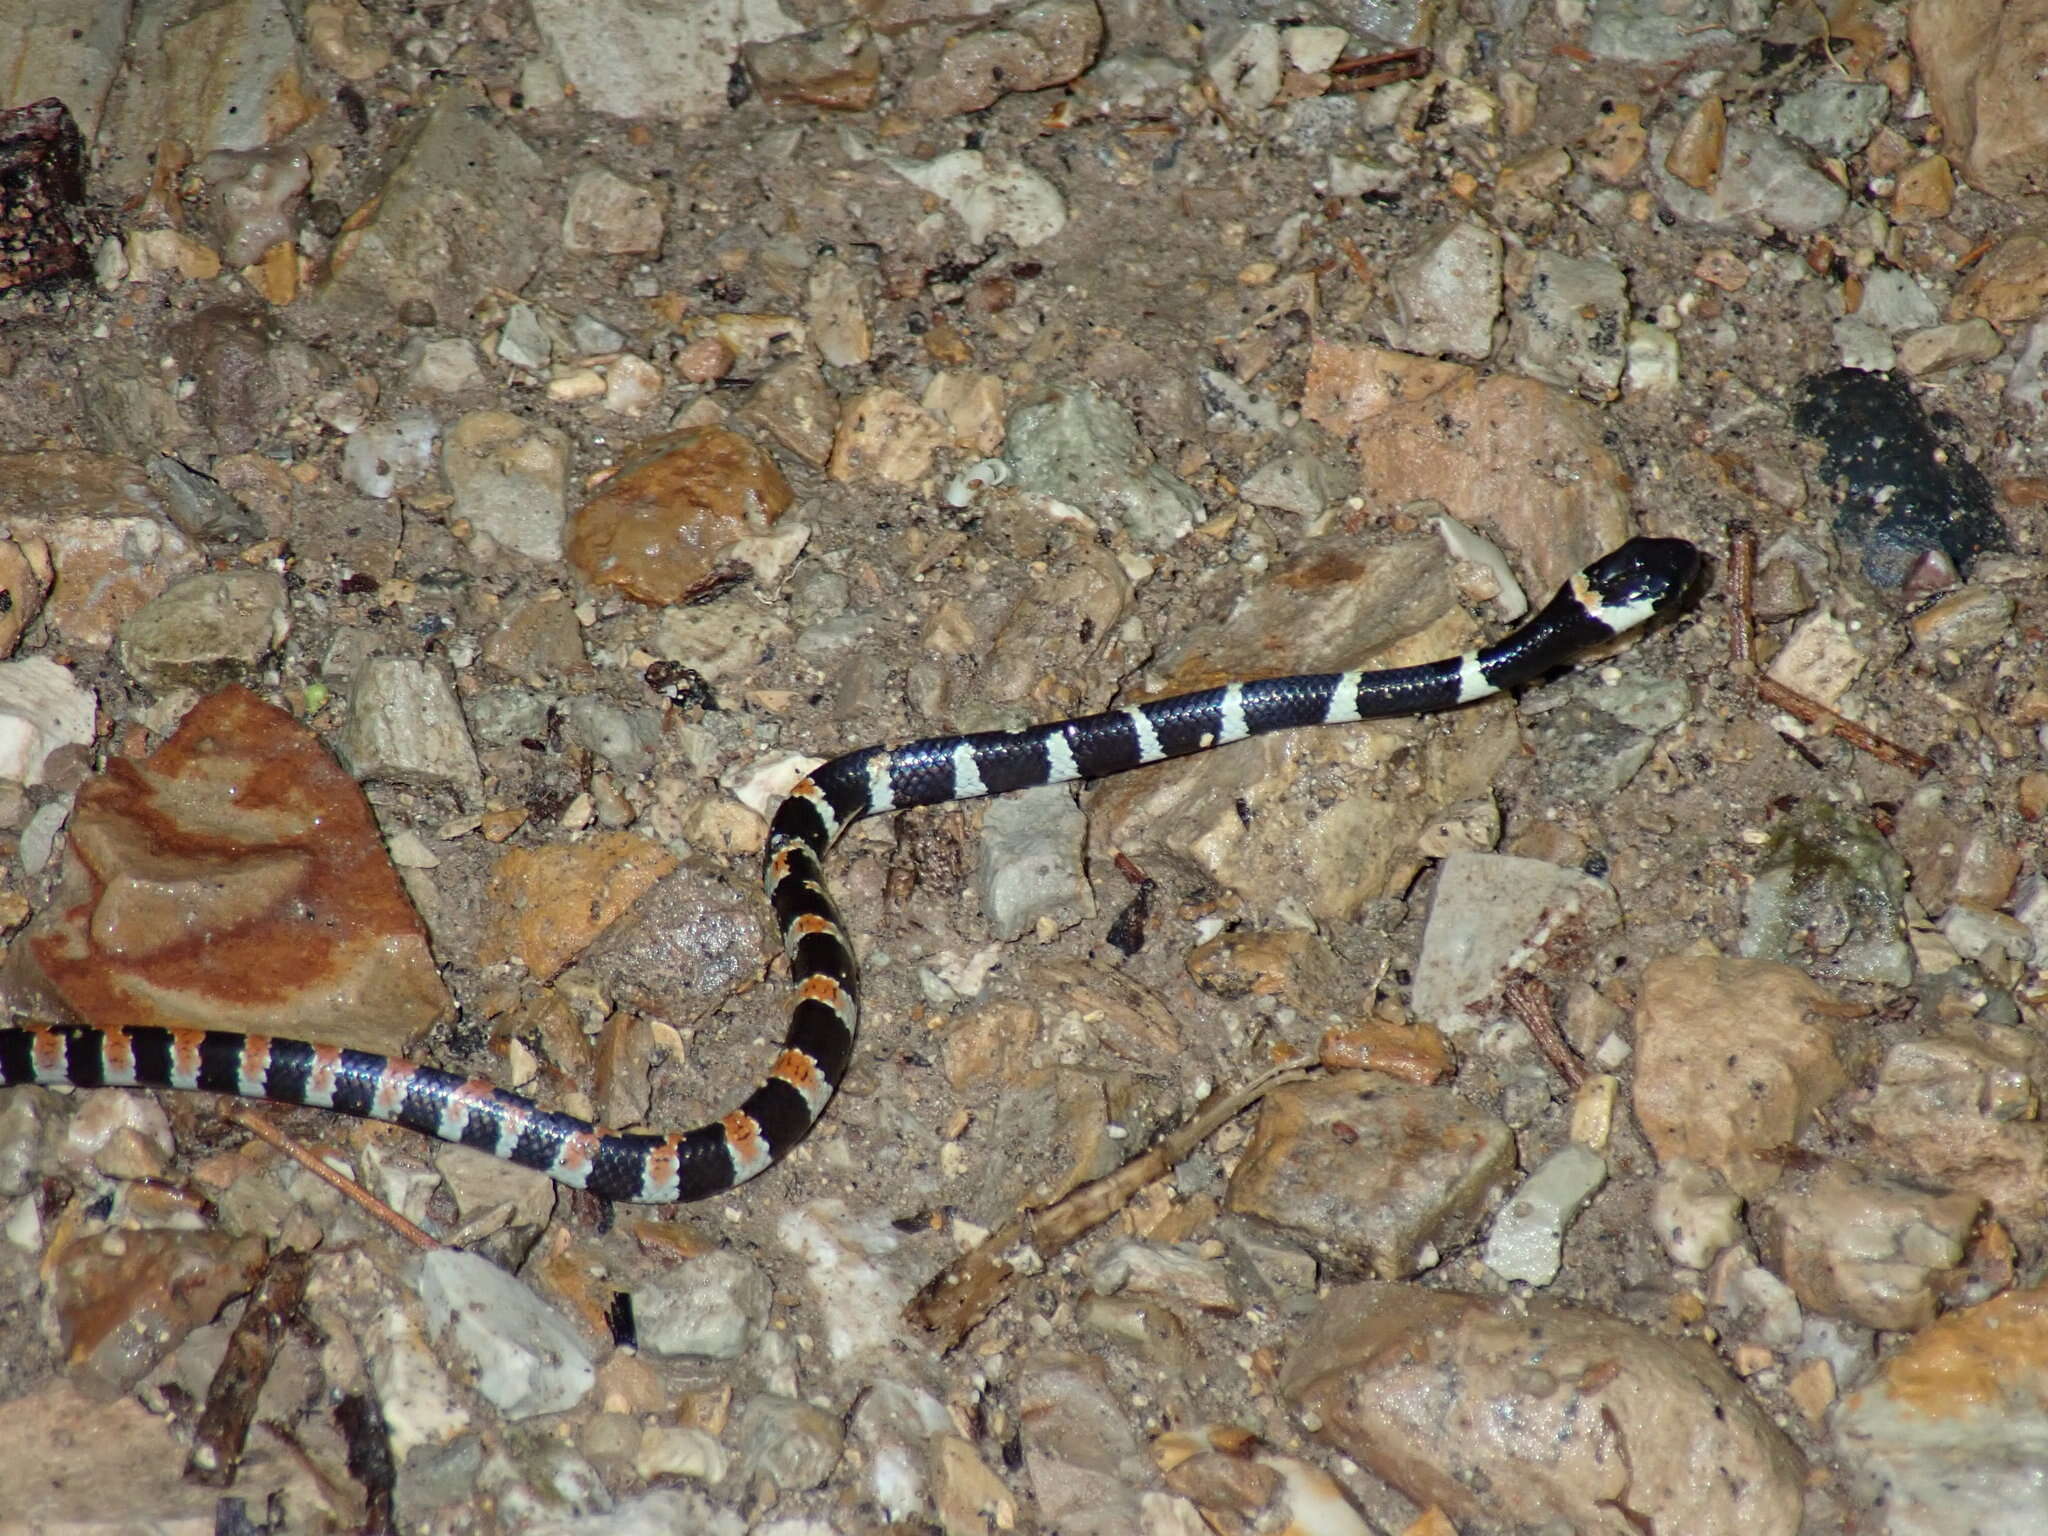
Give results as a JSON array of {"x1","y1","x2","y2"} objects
[{"x1": 1, "y1": 1, "x2": 2046, "y2": 1532}]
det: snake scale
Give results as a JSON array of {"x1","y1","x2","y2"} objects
[{"x1": 0, "y1": 537, "x2": 1700, "y2": 1202}]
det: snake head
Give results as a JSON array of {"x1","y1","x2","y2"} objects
[{"x1": 1577, "y1": 537, "x2": 1702, "y2": 633}]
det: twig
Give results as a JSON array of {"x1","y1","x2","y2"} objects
[
  {"x1": 224, "y1": 1106, "x2": 439, "y2": 1251},
  {"x1": 1504, "y1": 975, "x2": 1584, "y2": 1089},
  {"x1": 186, "y1": 1247, "x2": 314, "y2": 1487},
  {"x1": 906, "y1": 1061, "x2": 1314, "y2": 1348},
  {"x1": 1326, "y1": 47, "x2": 1433, "y2": 93},
  {"x1": 1727, "y1": 524, "x2": 1933, "y2": 777}
]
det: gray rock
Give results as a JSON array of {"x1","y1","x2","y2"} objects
[
  {"x1": 1384, "y1": 220, "x2": 1503, "y2": 361},
  {"x1": 1005, "y1": 384, "x2": 1202, "y2": 547},
  {"x1": 977, "y1": 783, "x2": 1092, "y2": 942},
  {"x1": 1482, "y1": 1143, "x2": 1608, "y2": 1286},
  {"x1": 1775, "y1": 81, "x2": 1890, "y2": 158},
  {"x1": 143, "y1": 456, "x2": 266, "y2": 545},
  {"x1": 1587, "y1": 0, "x2": 1737, "y2": 61},
  {"x1": 1652, "y1": 120, "x2": 1849, "y2": 235},
  {"x1": 527, "y1": 0, "x2": 795, "y2": 121},
  {"x1": 118, "y1": 569, "x2": 290, "y2": 689},
  {"x1": 418, "y1": 1249, "x2": 594, "y2": 1419},
  {"x1": 634, "y1": 1249, "x2": 770, "y2": 1359},
  {"x1": 1510, "y1": 251, "x2": 1629, "y2": 394},
  {"x1": 342, "y1": 410, "x2": 440, "y2": 499},
  {"x1": 1412, "y1": 854, "x2": 1620, "y2": 1035},
  {"x1": 1739, "y1": 799, "x2": 1911, "y2": 986},
  {"x1": 559, "y1": 697, "x2": 660, "y2": 778},
  {"x1": 736, "y1": 1395, "x2": 844, "y2": 1492},
  {"x1": 497, "y1": 304, "x2": 553, "y2": 371},
  {"x1": 443, "y1": 411, "x2": 571, "y2": 561},
  {"x1": 1855, "y1": 268, "x2": 1942, "y2": 335},
  {"x1": 340, "y1": 657, "x2": 485, "y2": 804},
  {"x1": 1240, "y1": 445, "x2": 1351, "y2": 515}
]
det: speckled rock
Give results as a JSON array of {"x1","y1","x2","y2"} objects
[
  {"x1": 118, "y1": 568, "x2": 289, "y2": 689},
  {"x1": 1756, "y1": 1164, "x2": 1979, "y2": 1331},
  {"x1": 1849, "y1": 1034, "x2": 2048, "y2": 1222},
  {"x1": 477, "y1": 832, "x2": 680, "y2": 982},
  {"x1": 1740, "y1": 799, "x2": 1912, "y2": 986}
]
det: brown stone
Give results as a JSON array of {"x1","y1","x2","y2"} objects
[
  {"x1": 566, "y1": 425, "x2": 792, "y2": 606},
  {"x1": 827, "y1": 387, "x2": 950, "y2": 484},
  {"x1": 1948, "y1": 226, "x2": 2048, "y2": 329},
  {"x1": 477, "y1": 831, "x2": 680, "y2": 981},
  {"x1": 51, "y1": 1228, "x2": 267, "y2": 1396},
  {"x1": 1631, "y1": 956, "x2": 1853, "y2": 1197},
  {"x1": 1911, "y1": 0, "x2": 2048, "y2": 201},
  {"x1": 16, "y1": 688, "x2": 451, "y2": 1055}
]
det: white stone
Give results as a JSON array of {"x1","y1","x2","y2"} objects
[{"x1": 0, "y1": 658, "x2": 96, "y2": 787}]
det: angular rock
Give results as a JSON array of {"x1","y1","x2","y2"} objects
[
  {"x1": 1509, "y1": 250, "x2": 1629, "y2": 394},
  {"x1": 1740, "y1": 799, "x2": 1912, "y2": 986},
  {"x1": 0, "y1": 656, "x2": 95, "y2": 787},
  {"x1": 1004, "y1": 384, "x2": 1200, "y2": 547},
  {"x1": 1412, "y1": 853, "x2": 1620, "y2": 1035},
  {"x1": 1756, "y1": 1164, "x2": 1979, "y2": 1331},
  {"x1": 118, "y1": 568, "x2": 289, "y2": 689},
  {"x1": 49, "y1": 1227, "x2": 266, "y2": 1396},
  {"x1": 14, "y1": 687, "x2": 451, "y2": 1055},
  {"x1": 1912, "y1": 0, "x2": 2048, "y2": 201},
  {"x1": 419, "y1": 1249, "x2": 594, "y2": 1419},
  {"x1": 339, "y1": 657, "x2": 484, "y2": 804},
  {"x1": 444, "y1": 410, "x2": 572, "y2": 562},
  {"x1": 1849, "y1": 1035, "x2": 2048, "y2": 1221},
  {"x1": 477, "y1": 831, "x2": 680, "y2": 981},
  {"x1": 742, "y1": 22, "x2": 882, "y2": 112},
  {"x1": 1382, "y1": 220, "x2": 1503, "y2": 361}
]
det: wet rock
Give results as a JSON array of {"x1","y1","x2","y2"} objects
[
  {"x1": 1631, "y1": 955, "x2": 1850, "y2": 1197},
  {"x1": 1652, "y1": 118, "x2": 1848, "y2": 235},
  {"x1": 1224, "y1": 1071, "x2": 1516, "y2": 1278},
  {"x1": 419, "y1": 1249, "x2": 594, "y2": 1419},
  {"x1": 1892, "y1": 154, "x2": 1956, "y2": 223},
  {"x1": 317, "y1": 82, "x2": 547, "y2": 329},
  {"x1": 305, "y1": 0, "x2": 392, "y2": 78},
  {"x1": 977, "y1": 782, "x2": 1091, "y2": 941},
  {"x1": 1794, "y1": 368, "x2": 2009, "y2": 587},
  {"x1": 567, "y1": 425, "x2": 793, "y2": 604},
  {"x1": 1912, "y1": 0, "x2": 2048, "y2": 202},
  {"x1": 445, "y1": 410, "x2": 573, "y2": 561},
  {"x1": 1833, "y1": 1284, "x2": 2048, "y2": 1534},
  {"x1": 1004, "y1": 383, "x2": 1201, "y2": 546},
  {"x1": 1740, "y1": 799, "x2": 1912, "y2": 987},
  {"x1": 15, "y1": 688, "x2": 450, "y2": 1054},
  {"x1": 1284, "y1": 1283, "x2": 1805, "y2": 1535},
  {"x1": 1153, "y1": 1425, "x2": 1370, "y2": 1536},
  {"x1": 1014, "y1": 1353, "x2": 1154, "y2": 1536},
  {"x1": 903, "y1": 0, "x2": 1103, "y2": 118},
  {"x1": 1775, "y1": 80, "x2": 1889, "y2": 158},
  {"x1": 0, "y1": 657, "x2": 95, "y2": 786},
  {"x1": 1849, "y1": 1035, "x2": 2048, "y2": 1222},
  {"x1": 1411, "y1": 853, "x2": 1619, "y2": 1036},
  {"x1": 1948, "y1": 226, "x2": 2048, "y2": 330},
  {"x1": 737, "y1": 1394, "x2": 844, "y2": 1491},
  {"x1": 562, "y1": 166, "x2": 665, "y2": 256},
  {"x1": 50, "y1": 1227, "x2": 265, "y2": 1395},
  {"x1": 878, "y1": 147, "x2": 1067, "y2": 247},
  {"x1": 1381, "y1": 220, "x2": 1502, "y2": 361},
  {"x1": 742, "y1": 21, "x2": 882, "y2": 111},
  {"x1": 633, "y1": 1248, "x2": 772, "y2": 1360},
  {"x1": 342, "y1": 409, "x2": 440, "y2": 500},
  {"x1": 196, "y1": 145, "x2": 310, "y2": 268},
  {"x1": 828, "y1": 388, "x2": 949, "y2": 484},
  {"x1": 118, "y1": 569, "x2": 289, "y2": 690},
  {"x1": 1482, "y1": 1143, "x2": 1608, "y2": 1287},
  {"x1": 339, "y1": 656, "x2": 484, "y2": 804},
  {"x1": 1508, "y1": 249, "x2": 1629, "y2": 395},
  {"x1": 1186, "y1": 929, "x2": 1339, "y2": 1008},
  {"x1": 477, "y1": 831, "x2": 679, "y2": 981},
  {"x1": 1756, "y1": 1164, "x2": 1979, "y2": 1331},
  {"x1": 0, "y1": 450, "x2": 206, "y2": 646}
]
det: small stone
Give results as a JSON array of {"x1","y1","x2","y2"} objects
[
  {"x1": 634, "y1": 1426, "x2": 728, "y2": 1483},
  {"x1": 1383, "y1": 220, "x2": 1503, "y2": 362},
  {"x1": 568, "y1": 425, "x2": 793, "y2": 604},
  {"x1": 118, "y1": 569, "x2": 290, "y2": 689},
  {"x1": 496, "y1": 304, "x2": 553, "y2": 370},
  {"x1": 879, "y1": 148, "x2": 1067, "y2": 248},
  {"x1": 828, "y1": 388, "x2": 949, "y2": 485},
  {"x1": 1509, "y1": 250, "x2": 1629, "y2": 394},
  {"x1": 0, "y1": 658, "x2": 95, "y2": 787},
  {"x1": 737, "y1": 1395, "x2": 844, "y2": 1491},
  {"x1": 1891, "y1": 155, "x2": 1955, "y2": 223},
  {"x1": 444, "y1": 410, "x2": 572, "y2": 561},
  {"x1": 1896, "y1": 319, "x2": 2004, "y2": 378},
  {"x1": 1758, "y1": 1164, "x2": 1979, "y2": 1331},
  {"x1": 305, "y1": 0, "x2": 392, "y2": 78},
  {"x1": 1741, "y1": 799, "x2": 1912, "y2": 987},
  {"x1": 562, "y1": 166, "x2": 666, "y2": 256},
  {"x1": 737, "y1": 359, "x2": 838, "y2": 467},
  {"x1": 977, "y1": 783, "x2": 1091, "y2": 942},
  {"x1": 741, "y1": 21, "x2": 881, "y2": 112},
  {"x1": 1774, "y1": 80, "x2": 1888, "y2": 158},
  {"x1": 412, "y1": 338, "x2": 484, "y2": 393},
  {"x1": 1851, "y1": 1037, "x2": 2048, "y2": 1220},
  {"x1": 603, "y1": 353, "x2": 663, "y2": 416},
  {"x1": 340, "y1": 657, "x2": 484, "y2": 803},
  {"x1": 1580, "y1": 99, "x2": 1647, "y2": 182},
  {"x1": 1482, "y1": 1144, "x2": 1608, "y2": 1286},
  {"x1": 635, "y1": 1249, "x2": 771, "y2": 1359},
  {"x1": 49, "y1": 1229, "x2": 267, "y2": 1397},
  {"x1": 419, "y1": 1249, "x2": 595, "y2": 1419},
  {"x1": 342, "y1": 410, "x2": 441, "y2": 499},
  {"x1": 1949, "y1": 227, "x2": 2048, "y2": 329},
  {"x1": 1664, "y1": 95, "x2": 1725, "y2": 190},
  {"x1": 1764, "y1": 612, "x2": 1866, "y2": 705},
  {"x1": 1908, "y1": 585, "x2": 2014, "y2": 654},
  {"x1": 477, "y1": 831, "x2": 679, "y2": 980},
  {"x1": 1003, "y1": 383, "x2": 1202, "y2": 547},
  {"x1": 902, "y1": 0, "x2": 1103, "y2": 118},
  {"x1": 1650, "y1": 1159, "x2": 1745, "y2": 1269}
]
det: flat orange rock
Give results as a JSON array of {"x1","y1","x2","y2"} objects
[
  {"x1": 16, "y1": 687, "x2": 450, "y2": 1054},
  {"x1": 478, "y1": 831, "x2": 680, "y2": 981}
]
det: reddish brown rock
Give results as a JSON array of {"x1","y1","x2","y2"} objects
[
  {"x1": 566, "y1": 426, "x2": 792, "y2": 606},
  {"x1": 15, "y1": 688, "x2": 451, "y2": 1055},
  {"x1": 476, "y1": 831, "x2": 680, "y2": 981},
  {"x1": 1631, "y1": 956, "x2": 1853, "y2": 1197},
  {"x1": 50, "y1": 1227, "x2": 266, "y2": 1396},
  {"x1": 1284, "y1": 1283, "x2": 1806, "y2": 1535}
]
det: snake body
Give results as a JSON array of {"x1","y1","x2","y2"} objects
[{"x1": 0, "y1": 538, "x2": 1699, "y2": 1202}]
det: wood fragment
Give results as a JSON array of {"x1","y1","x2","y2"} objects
[
  {"x1": 224, "y1": 1106, "x2": 440, "y2": 1251},
  {"x1": 185, "y1": 1247, "x2": 313, "y2": 1487},
  {"x1": 906, "y1": 1062, "x2": 1312, "y2": 1348},
  {"x1": 1326, "y1": 47, "x2": 1432, "y2": 93},
  {"x1": 1726, "y1": 523, "x2": 1933, "y2": 777},
  {"x1": 1504, "y1": 974, "x2": 1585, "y2": 1089}
]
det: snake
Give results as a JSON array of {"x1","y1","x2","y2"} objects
[{"x1": 0, "y1": 537, "x2": 1699, "y2": 1203}]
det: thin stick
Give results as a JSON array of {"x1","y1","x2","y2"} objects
[
  {"x1": 1326, "y1": 47, "x2": 1433, "y2": 93},
  {"x1": 1504, "y1": 975, "x2": 1585, "y2": 1089},
  {"x1": 224, "y1": 1106, "x2": 439, "y2": 1251},
  {"x1": 906, "y1": 1062, "x2": 1313, "y2": 1348}
]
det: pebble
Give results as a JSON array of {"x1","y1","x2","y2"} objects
[
  {"x1": 143, "y1": 454, "x2": 266, "y2": 545},
  {"x1": 19, "y1": 688, "x2": 450, "y2": 1054},
  {"x1": 1285, "y1": 1282, "x2": 1805, "y2": 1534},
  {"x1": 444, "y1": 410, "x2": 573, "y2": 561},
  {"x1": 411, "y1": 337, "x2": 485, "y2": 393},
  {"x1": 477, "y1": 831, "x2": 679, "y2": 981},
  {"x1": 634, "y1": 1425, "x2": 727, "y2": 1483},
  {"x1": 341, "y1": 409, "x2": 440, "y2": 499},
  {"x1": 1014, "y1": 1353, "x2": 1152, "y2": 1536},
  {"x1": 975, "y1": 782, "x2": 1091, "y2": 941},
  {"x1": 1650, "y1": 1158, "x2": 1746, "y2": 1269},
  {"x1": 1382, "y1": 219, "x2": 1502, "y2": 361},
  {"x1": 632, "y1": 1246, "x2": 770, "y2": 1361},
  {"x1": 737, "y1": 1394, "x2": 845, "y2": 1491},
  {"x1": 419, "y1": 1249, "x2": 595, "y2": 1419},
  {"x1": 828, "y1": 388, "x2": 949, "y2": 484},
  {"x1": 1897, "y1": 318, "x2": 2004, "y2": 377},
  {"x1": 1913, "y1": 0, "x2": 2048, "y2": 197},
  {"x1": 1225, "y1": 1071, "x2": 1516, "y2": 1278},
  {"x1": 1509, "y1": 249, "x2": 1629, "y2": 394},
  {"x1": 738, "y1": 359, "x2": 840, "y2": 467},
  {"x1": 877, "y1": 148, "x2": 1068, "y2": 247},
  {"x1": 1481, "y1": 1143, "x2": 1608, "y2": 1287},
  {"x1": 1949, "y1": 226, "x2": 2048, "y2": 330},
  {"x1": 1004, "y1": 384, "x2": 1201, "y2": 546},
  {"x1": 1740, "y1": 799, "x2": 1913, "y2": 987},
  {"x1": 1856, "y1": 267, "x2": 1942, "y2": 334},
  {"x1": 1850, "y1": 1036, "x2": 2048, "y2": 1222},
  {"x1": 0, "y1": 657, "x2": 96, "y2": 786},
  {"x1": 1631, "y1": 955, "x2": 1850, "y2": 1198},
  {"x1": 562, "y1": 166, "x2": 665, "y2": 256},
  {"x1": 567, "y1": 424, "x2": 793, "y2": 604},
  {"x1": 903, "y1": 0, "x2": 1102, "y2": 118},
  {"x1": 340, "y1": 656, "x2": 485, "y2": 804},
  {"x1": 1758, "y1": 1164, "x2": 1979, "y2": 1331},
  {"x1": 1652, "y1": 119, "x2": 1848, "y2": 235},
  {"x1": 1205, "y1": 22, "x2": 1283, "y2": 119},
  {"x1": 1908, "y1": 584, "x2": 2015, "y2": 656},
  {"x1": 1764, "y1": 611, "x2": 1867, "y2": 704},
  {"x1": 774, "y1": 1199, "x2": 914, "y2": 1362},
  {"x1": 118, "y1": 568, "x2": 290, "y2": 689},
  {"x1": 1774, "y1": 80, "x2": 1890, "y2": 158},
  {"x1": 1411, "y1": 853, "x2": 1619, "y2": 1035},
  {"x1": 742, "y1": 21, "x2": 882, "y2": 112}
]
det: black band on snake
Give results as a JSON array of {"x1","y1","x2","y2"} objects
[{"x1": 0, "y1": 537, "x2": 1700, "y2": 1203}]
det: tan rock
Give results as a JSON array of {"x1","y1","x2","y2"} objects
[
  {"x1": 566, "y1": 426, "x2": 793, "y2": 606},
  {"x1": 1948, "y1": 225, "x2": 2048, "y2": 328},
  {"x1": 1757, "y1": 1164, "x2": 1980, "y2": 1330},
  {"x1": 1891, "y1": 154, "x2": 1956, "y2": 222},
  {"x1": 1631, "y1": 955, "x2": 1853, "y2": 1196},
  {"x1": 1911, "y1": 0, "x2": 2048, "y2": 200},
  {"x1": 477, "y1": 832, "x2": 680, "y2": 980},
  {"x1": 1665, "y1": 95, "x2": 1727, "y2": 190},
  {"x1": 827, "y1": 388, "x2": 950, "y2": 484}
]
